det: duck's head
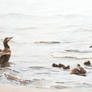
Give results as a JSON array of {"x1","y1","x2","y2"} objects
[
  {"x1": 77, "y1": 64, "x2": 80, "y2": 67},
  {"x1": 4, "y1": 37, "x2": 13, "y2": 43}
]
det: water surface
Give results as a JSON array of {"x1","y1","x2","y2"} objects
[{"x1": 0, "y1": 0, "x2": 92, "y2": 89}]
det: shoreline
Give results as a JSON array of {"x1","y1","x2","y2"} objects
[{"x1": 0, "y1": 86, "x2": 92, "y2": 92}]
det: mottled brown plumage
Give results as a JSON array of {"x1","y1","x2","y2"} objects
[
  {"x1": 52, "y1": 63, "x2": 58, "y2": 67},
  {"x1": 52, "y1": 63, "x2": 70, "y2": 70},
  {"x1": 84, "y1": 61, "x2": 91, "y2": 66},
  {"x1": 63, "y1": 65, "x2": 70, "y2": 70},
  {"x1": 58, "y1": 64, "x2": 64, "y2": 68},
  {"x1": 89, "y1": 45, "x2": 92, "y2": 48},
  {"x1": 0, "y1": 37, "x2": 13, "y2": 67},
  {"x1": 70, "y1": 64, "x2": 87, "y2": 76}
]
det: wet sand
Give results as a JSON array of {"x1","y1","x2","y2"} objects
[{"x1": 0, "y1": 86, "x2": 92, "y2": 92}]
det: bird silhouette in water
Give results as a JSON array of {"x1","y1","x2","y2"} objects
[
  {"x1": 0, "y1": 37, "x2": 13, "y2": 67},
  {"x1": 84, "y1": 61, "x2": 91, "y2": 66},
  {"x1": 70, "y1": 64, "x2": 87, "y2": 76}
]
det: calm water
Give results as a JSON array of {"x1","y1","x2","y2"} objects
[{"x1": 0, "y1": 0, "x2": 92, "y2": 89}]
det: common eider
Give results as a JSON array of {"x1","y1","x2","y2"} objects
[
  {"x1": 70, "y1": 64, "x2": 87, "y2": 76},
  {"x1": 52, "y1": 63, "x2": 58, "y2": 67},
  {"x1": 58, "y1": 64, "x2": 64, "y2": 68},
  {"x1": 84, "y1": 61, "x2": 91, "y2": 66},
  {"x1": 63, "y1": 65, "x2": 70, "y2": 70},
  {"x1": 0, "y1": 37, "x2": 13, "y2": 67}
]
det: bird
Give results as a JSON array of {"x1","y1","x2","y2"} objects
[
  {"x1": 89, "y1": 45, "x2": 92, "y2": 48},
  {"x1": 70, "y1": 64, "x2": 87, "y2": 76},
  {"x1": 77, "y1": 64, "x2": 87, "y2": 74},
  {"x1": 0, "y1": 37, "x2": 13, "y2": 67},
  {"x1": 52, "y1": 63, "x2": 70, "y2": 70},
  {"x1": 63, "y1": 65, "x2": 70, "y2": 70},
  {"x1": 52, "y1": 63, "x2": 58, "y2": 67},
  {"x1": 70, "y1": 68, "x2": 80, "y2": 75},
  {"x1": 58, "y1": 64, "x2": 64, "y2": 68},
  {"x1": 84, "y1": 61, "x2": 91, "y2": 66}
]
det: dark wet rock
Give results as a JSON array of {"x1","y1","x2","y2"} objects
[{"x1": 84, "y1": 60, "x2": 91, "y2": 66}]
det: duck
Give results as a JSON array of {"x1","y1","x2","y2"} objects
[
  {"x1": 52, "y1": 63, "x2": 65, "y2": 68},
  {"x1": 84, "y1": 61, "x2": 91, "y2": 66},
  {"x1": 52, "y1": 63, "x2": 58, "y2": 67},
  {"x1": 52, "y1": 63, "x2": 70, "y2": 70},
  {"x1": 89, "y1": 45, "x2": 92, "y2": 48},
  {"x1": 58, "y1": 64, "x2": 64, "y2": 68},
  {"x1": 77, "y1": 64, "x2": 87, "y2": 74},
  {"x1": 70, "y1": 64, "x2": 87, "y2": 76},
  {"x1": 0, "y1": 37, "x2": 13, "y2": 67},
  {"x1": 70, "y1": 68, "x2": 80, "y2": 75},
  {"x1": 63, "y1": 65, "x2": 70, "y2": 70}
]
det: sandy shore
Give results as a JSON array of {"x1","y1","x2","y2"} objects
[{"x1": 0, "y1": 86, "x2": 91, "y2": 92}]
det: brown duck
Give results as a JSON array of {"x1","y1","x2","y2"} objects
[
  {"x1": 58, "y1": 64, "x2": 64, "y2": 68},
  {"x1": 63, "y1": 65, "x2": 70, "y2": 70},
  {"x1": 84, "y1": 61, "x2": 91, "y2": 66},
  {"x1": 52, "y1": 63, "x2": 64, "y2": 68},
  {"x1": 52, "y1": 63, "x2": 58, "y2": 67},
  {"x1": 70, "y1": 64, "x2": 87, "y2": 76},
  {"x1": 89, "y1": 45, "x2": 92, "y2": 48},
  {"x1": 0, "y1": 37, "x2": 13, "y2": 67}
]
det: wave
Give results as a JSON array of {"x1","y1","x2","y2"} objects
[
  {"x1": 51, "y1": 51, "x2": 92, "y2": 60},
  {"x1": 16, "y1": 27, "x2": 38, "y2": 31},
  {"x1": 29, "y1": 66, "x2": 50, "y2": 70},
  {"x1": 34, "y1": 41, "x2": 61, "y2": 44},
  {"x1": 52, "y1": 55, "x2": 92, "y2": 60},
  {"x1": 55, "y1": 13, "x2": 86, "y2": 18},
  {"x1": 0, "y1": 13, "x2": 33, "y2": 17},
  {"x1": 65, "y1": 50, "x2": 92, "y2": 53},
  {"x1": 5, "y1": 73, "x2": 31, "y2": 85}
]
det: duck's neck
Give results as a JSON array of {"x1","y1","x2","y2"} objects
[{"x1": 4, "y1": 42, "x2": 10, "y2": 50}]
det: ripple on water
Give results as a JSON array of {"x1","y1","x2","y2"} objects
[
  {"x1": 51, "y1": 50, "x2": 92, "y2": 60},
  {"x1": 34, "y1": 41, "x2": 61, "y2": 45},
  {"x1": 29, "y1": 66, "x2": 51, "y2": 70},
  {"x1": 51, "y1": 85, "x2": 69, "y2": 89}
]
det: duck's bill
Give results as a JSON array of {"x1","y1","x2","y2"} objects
[{"x1": 9, "y1": 37, "x2": 13, "y2": 40}]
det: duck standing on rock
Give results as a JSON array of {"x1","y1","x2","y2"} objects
[{"x1": 0, "y1": 37, "x2": 13, "y2": 67}]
